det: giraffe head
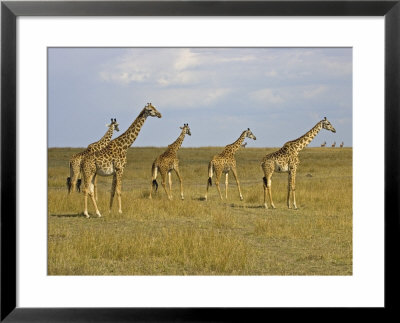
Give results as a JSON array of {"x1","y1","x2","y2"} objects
[
  {"x1": 322, "y1": 117, "x2": 336, "y2": 133},
  {"x1": 180, "y1": 123, "x2": 191, "y2": 136},
  {"x1": 143, "y1": 103, "x2": 162, "y2": 118},
  {"x1": 245, "y1": 128, "x2": 257, "y2": 140},
  {"x1": 108, "y1": 118, "x2": 120, "y2": 132}
]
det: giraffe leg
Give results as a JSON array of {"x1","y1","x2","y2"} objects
[
  {"x1": 84, "y1": 173, "x2": 101, "y2": 218},
  {"x1": 266, "y1": 175, "x2": 275, "y2": 209},
  {"x1": 84, "y1": 196, "x2": 89, "y2": 218},
  {"x1": 115, "y1": 169, "x2": 123, "y2": 214},
  {"x1": 213, "y1": 169, "x2": 223, "y2": 200},
  {"x1": 287, "y1": 173, "x2": 291, "y2": 209},
  {"x1": 168, "y1": 171, "x2": 173, "y2": 199},
  {"x1": 94, "y1": 174, "x2": 98, "y2": 202},
  {"x1": 287, "y1": 168, "x2": 298, "y2": 209},
  {"x1": 231, "y1": 167, "x2": 243, "y2": 201},
  {"x1": 225, "y1": 173, "x2": 229, "y2": 199},
  {"x1": 109, "y1": 174, "x2": 117, "y2": 213},
  {"x1": 83, "y1": 186, "x2": 89, "y2": 218},
  {"x1": 68, "y1": 160, "x2": 80, "y2": 194},
  {"x1": 262, "y1": 162, "x2": 276, "y2": 209},
  {"x1": 161, "y1": 171, "x2": 171, "y2": 200},
  {"x1": 292, "y1": 190, "x2": 297, "y2": 210},
  {"x1": 174, "y1": 167, "x2": 184, "y2": 200},
  {"x1": 89, "y1": 183, "x2": 102, "y2": 217},
  {"x1": 82, "y1": 168, "x2": 90, "y2": 217},
  {"x1": 262, "y1": 176, "x2": 268, "y2": 209}
]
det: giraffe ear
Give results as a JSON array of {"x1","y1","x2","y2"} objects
[{"x1": 324, "y1": 117, "x2": 327, "y2": 120}]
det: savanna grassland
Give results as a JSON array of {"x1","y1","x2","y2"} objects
[{"x1": 48, "y1": 147, "x2": 352, "y2": 275}]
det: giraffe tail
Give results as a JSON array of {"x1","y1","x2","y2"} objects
[
  {"x1": 76, "y1": 179, "x2": 82, "y2": 193},
  {"x1": 151, "y1": 163, "x2": 158, "y2": 191},
  {"x1": 263, "y1": 176, "x2": 268, "y2": 187},
  {"x1": 208, "y1": 161, "x2": 213, "y2": 186},
  {"x1": 67, "y1": 176, "x2": 72, "y2": 193},
  {"x1": 152, "y1": 179, "x2": 158, "y2": 191},
  {"x1": 67, "y1": 162, "x2": 73, "y2": 193}
]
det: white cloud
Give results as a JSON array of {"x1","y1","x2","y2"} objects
[
  {"x1": 173, "y1": 48, "x2": 200, "y2": 70},
  {"x1": 250, "y1": 88, "x2": 285, "y2": 105},
  {"x1": 302, "y1": 85, "x2": 328, "y2": 99},
  {"x1": 98, "y1": 48, "x2": 260, "y2": 88},
  {"x1": 136, "y1": 87, "x2": 232, "y2": 109},
  {"x1": 265, "y1": 70, "x2": 278, "y2": 77}
]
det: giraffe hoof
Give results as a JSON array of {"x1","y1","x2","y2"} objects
[
  {"x1": 84, "y1": 212, "x2": 90, "y2": 218},
  {"x1": 264, "y1": 204, "x2": 268, "y2": 209},
  {"x1": 118, "y1": 210, "x2": 122, "y2": 214},
  {"x1": 181, "y1": 196, "x2": 184, "y2": 200},
  {"x1": 96, "y1": 211, "x2": 102, "y2": 218},
  {"x1": 240, "y1": 196, "x2": 244, "y2": 201}
]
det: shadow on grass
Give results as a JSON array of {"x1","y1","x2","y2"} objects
[
  {"x1": 229, "y1": 203, "x2": 265, "y2": 209},
  {"x1": 50, "y1": 213, "x2": 84, "y2": 218}
]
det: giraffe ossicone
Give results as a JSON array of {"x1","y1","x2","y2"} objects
[
  {"x1": 81, "y1": 103, "x2": 162, "y2": 218},
  {"x1": 205, "y1": 128, "x2": 256, "y2": 201},
  {"x1": 261, "y1": 117, "x2": 336, "y2": 210}
]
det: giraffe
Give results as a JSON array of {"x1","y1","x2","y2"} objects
[
  {"x1": 205, "y1": 128, "x2": 256, "y2": 201},
  {"x1": 149, "y1": 123, "x2": 191, "y2": 200},
  {"x1": 81, "y1": 103, "x2": 162, "y2": 218},
  {"x1": 261, "y1": 117, "x2": 336, "y2": 209},
  {"x1": 340, "y1": 141, "x2": 344, "y2": 148},
  {"x1": 331, "y1": 141, "x2": 336, "y2": 148},
  {"x1": 321, "y1": 141, "x2": 326, "y2": 147},
  {"x1": 67, "y1": 118, "x2": 119, "y2": 196}
]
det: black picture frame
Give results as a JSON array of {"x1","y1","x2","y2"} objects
[{"x1": 1, "y1": 1, "x2": 399, "y2": 321}]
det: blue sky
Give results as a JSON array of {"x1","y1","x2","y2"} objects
[{"x1": 48, "y1": 47, "x2": 352, "y2": 148}]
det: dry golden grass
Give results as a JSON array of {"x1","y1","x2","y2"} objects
[{"x1": 48, "y1": 147, "x2": 352, "y2": 275}]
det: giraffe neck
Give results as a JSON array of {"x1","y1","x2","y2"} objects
[
  {"x1": 167, "y1": 130, "x2": 186, "y2": 153},
  {"x1": 222, "y1": 131, "x2": 246, "y2": 155},
  {"x1": 96, "y1": 125, "x2": 115, "y2": 146},
  {"x1": 290, "y1": 121, "x2": 323, "y2": 153},
  {"x1": 112, "y1": 111, "x2": 147, "y2": 149}
]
